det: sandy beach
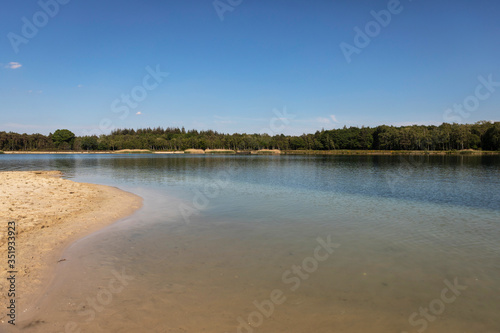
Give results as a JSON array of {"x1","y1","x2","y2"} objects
[{"x1": 0, "y1": 171, "x2": 142, "y2": 325}]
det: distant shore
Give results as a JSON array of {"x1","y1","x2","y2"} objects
[
  {"x1": 0, "y1": 171, "x2": 142, "y2": 325},
  {"x1": 1, "y1": 149, "x2": 499, "y2": 155},
  {"x1": 280, "y1": 149, "x2": 500, "y2": 155}
]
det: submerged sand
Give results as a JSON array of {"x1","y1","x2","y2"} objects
[{"x1": 0, "y1": 171, "x2": 142, "y2": 324}]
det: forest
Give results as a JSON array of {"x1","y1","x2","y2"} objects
[{"x1": 1, "y1": 121, "x2": 499, "y2": 152}]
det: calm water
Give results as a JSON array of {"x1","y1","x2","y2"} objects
[{"x1": 2, "y1": 154, "x2": 500, "y2": 333}]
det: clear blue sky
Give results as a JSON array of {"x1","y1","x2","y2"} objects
[{"x1": 1, "y1": 0, "x2": 499, "y2": 136}]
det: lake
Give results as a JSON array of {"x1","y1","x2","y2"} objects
[{"x1": 2, "y1": 154, "x2": 499, "y2": 333}]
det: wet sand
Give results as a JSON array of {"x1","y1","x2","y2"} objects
[{"x1": 0, "y1": 171, "x2": 142, "y2": 326}]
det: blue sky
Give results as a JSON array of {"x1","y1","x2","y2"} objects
[{"x1": 1, "y1": 0, "x2": 499, "y2": 136}]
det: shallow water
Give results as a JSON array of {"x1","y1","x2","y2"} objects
[{"x1": 1, "y1": 154, "x2": 499, "y2": 332}]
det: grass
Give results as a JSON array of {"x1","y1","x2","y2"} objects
[
  {"x1": 254, "y1": 151, "x2": 278, "y2": 155},
  {"x1": 113, "y1": 150, "x2": 153, "y2": 154},
  {"x1": 205, "y1": 150, "x2": 236, "y2": 154}
]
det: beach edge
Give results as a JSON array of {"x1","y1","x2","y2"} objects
[{"x1": 0, "y1": 171, "x2": 143, "y2": 327}]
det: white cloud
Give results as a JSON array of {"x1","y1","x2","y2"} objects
[
  {"x1": 5, "y1": 62, "x2": 22, "y2": 69},
  {"x1": 316, "y1": 117, "x2": 331, "y2": 124},
  {"x1": 312, "y1": 115, "x2": 339, "y2": 125},
  {"x1": 136, "y1": 111, "x2": 142, "y2": 115},
  {"x1": 389, "y1": 121, "x2": 440, "y2": 127},
  {"x1": 77, "y1": 84, "x2": 83, "y2": 88},
  {"x1": 5, "y1": 122, "x2": 41, "y2": 129}
]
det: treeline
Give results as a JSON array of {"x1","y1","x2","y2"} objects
[{"x1": 1, "y1": 121, "x2": 500, "y2": 152}]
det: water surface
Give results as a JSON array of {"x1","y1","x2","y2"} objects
[{"x1": 1, "y1": 154, "x2": 499, "y2": 332}]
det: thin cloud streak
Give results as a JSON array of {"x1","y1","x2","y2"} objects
[{"x1": 5, "y1": 62, "x2": 22, "y2": 69}]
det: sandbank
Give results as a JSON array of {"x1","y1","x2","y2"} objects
[{"x1": 0, "y1": 171, "x2": 142, "y2": 324}]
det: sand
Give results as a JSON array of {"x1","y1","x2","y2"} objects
[
  {"x1": 184, "y1": 149, "x2": 206, "y2": 154},
  {"x1": 251, "y1": 149, "x2": 281, "y2": 154},
  {"x1": 0, "y1": 171, "x2": 142, "y2": 324}
]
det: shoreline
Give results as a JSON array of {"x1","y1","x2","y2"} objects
[
  {"x1": 0, "y1": 171, "x2": 143, "y2": 326},
  {"x1": 2, "y1": 149, "x2": 499, "y2": 155}
]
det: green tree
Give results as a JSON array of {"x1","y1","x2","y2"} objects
[
  {"x1": 52, "y1": 129, "x2": 75, "y2": 149},
  {"x1": 483, "y1": 122, "x2": 500, "y2": 151},
  {"x1": 81, "y1": 136, "x2": 98, "y2": 150}
]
